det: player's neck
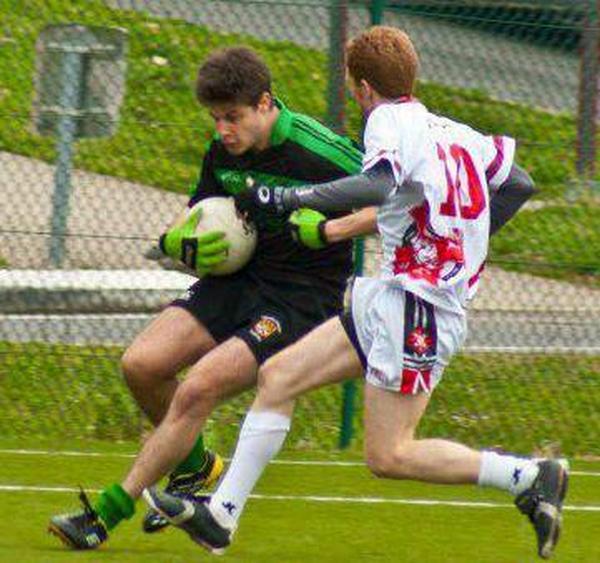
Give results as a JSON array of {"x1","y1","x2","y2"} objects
[
  {"x1": 364, "y1": 94, "x2": 412, "y2": 119},
  {"x1": 254, "y1": 105, "x2": 280, "y2": 152}
]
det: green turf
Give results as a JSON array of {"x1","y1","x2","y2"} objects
[
  {"x1": 1, "y1": 342, "x2": 599, "y2": 457},
  {"x1": 1, "y1": 0, "x2": 599, "y2": 283},
  {"x1": 489, "y1": 200, "x2": 600, "y2": 284},
  {"x1": 0, "y1": 447, "x2": 597, "y2": 562}
]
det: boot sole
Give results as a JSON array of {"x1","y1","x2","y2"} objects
[{"x1": 538, "y1": 464, "x2": 569, "y2": 559}]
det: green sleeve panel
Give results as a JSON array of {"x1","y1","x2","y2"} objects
[{"x1": 288, "y1": 113, "x2": 363, "y2": 175}]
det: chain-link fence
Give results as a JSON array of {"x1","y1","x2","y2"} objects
[{"x1": 0, "y1": 0, "x2": 598, "y2": 457}]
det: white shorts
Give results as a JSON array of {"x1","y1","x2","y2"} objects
[{"x1": 347, "y1": 278, "x2": 467, "y2": 394}]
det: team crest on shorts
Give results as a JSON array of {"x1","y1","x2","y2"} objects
[
  {"x1": 400, "y1": 292, "x2": 438, "y2": 394},
  {"x1": 407, "y1": 326, "x2": 433, "y2": 355},
  {"x1": 249, "y1": 315, "x2": 282, "y2": 342}
]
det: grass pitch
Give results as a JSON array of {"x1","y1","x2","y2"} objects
[{"x1": 0, "y1": 445, "x2": 598, "y2": 562}]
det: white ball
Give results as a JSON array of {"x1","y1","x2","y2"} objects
[{"x1": 188, "y1": 196, "x2": 257, "y2": 275}]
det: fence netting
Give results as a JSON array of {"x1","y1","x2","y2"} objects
[{"x1": 0, "y1": 0, "x2": 598, "y2": 457}]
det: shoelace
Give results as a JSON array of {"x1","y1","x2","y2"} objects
[{"x1": 78, "y1": 487, "x2": 98, "y2": 519}]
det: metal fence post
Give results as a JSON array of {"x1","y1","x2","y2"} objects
[
  {"x1": 326, "y1": 0, "x2": 348, "y2": 134},
  {"x1": 576, "y1": 0, "x2": 600, "y2": 192},
  {"x1": 338, "y1": 0, "x2": 387, "y2": 449},
  {"x1": 370, "y1": 0, "x2": 385, "y2": 25},
  {"x1": 49, "y1": 50, "x2": 83, "y2": 267}
]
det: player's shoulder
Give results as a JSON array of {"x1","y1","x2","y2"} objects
[
  {"x1": 369, "y1": 99, "x2": 428, "y2": 128},
  {"x1": 284, "y1": 110, "x2": 362, "y2": 173},
  {"x1": 288, "y1": 111, "x2": 361, "y2": 154},
  {"x1": 369, "y1": 98, "x2": 429, "y2": 120},
  {"x1": 365, "y1": 100, "x2": 428, "y2": 146}
]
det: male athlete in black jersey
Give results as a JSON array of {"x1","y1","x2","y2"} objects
[{"x1": 48, "y1": 47, "x2": 376, "y2": 550}]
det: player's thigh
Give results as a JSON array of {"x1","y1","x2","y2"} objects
[
  {"x1": 179, "y1": 335, "x2": 259, "y2": 405},
  {"x1": 232, "y1": 279, "x2": 336, "y2": 367},
  {"x1": 125, "y1": 273, "x2": 258, "y2": 378},
  {"x1": 363, "y1": 383, "x2": 430, "y2": 458},
  {"x1": 256, "y1": 316, "x2": 364, "y2": 407},
  {"x1": 123, "y1": 305, "x2": 216, "y2": 378}
]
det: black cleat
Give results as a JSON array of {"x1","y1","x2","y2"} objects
[
  {"x1": 142, "y1": 450, "x2": 224, "y2": 533},
  {"x1": 515, "y1": 459, "x2": 569, "y2": 559},
  {"x1": 143, "y1": 487, "x2": 233, "y2": 555},
  {"x1": 48, "y1": 488, "x2": 108, "y2": 550}
]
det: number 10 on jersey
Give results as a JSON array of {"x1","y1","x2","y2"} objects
[{"x1": 437, "y1": 143, "x2": 486, "y2": 220}]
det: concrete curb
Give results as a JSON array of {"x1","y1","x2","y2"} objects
[{"x1": 0, "y1": 269, "x2": 195, "y2": 314}]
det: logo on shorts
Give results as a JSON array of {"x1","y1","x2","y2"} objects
[
  {"x1": 407, "y1": 327, "x2": 433, "y2": 355},
  {"x1": 249, "y1": 315, "x2": 282, "y2": 342}
]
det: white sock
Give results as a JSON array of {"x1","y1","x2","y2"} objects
[
  {"x1": 478, "y1": 451, "x2": 540, "y2": 495},
  {"x1": 209, "y1": 410, "x2": 291, "y2": 529}
]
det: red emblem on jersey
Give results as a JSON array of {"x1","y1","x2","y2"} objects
[{"x1": 393, "y1": 204, "x2": 464, "y2": 285}]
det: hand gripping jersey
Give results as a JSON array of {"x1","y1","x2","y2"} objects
[{"x1": 362, "y1": 100, "x2": 515, "y2": 313}]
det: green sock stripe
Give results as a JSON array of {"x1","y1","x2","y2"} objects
[
  {"x1": 173, "y1": 433, "x2": 207, "y2": 476},
  {"x1": 94, "y1": 483, "x2": 135, "y2": 531}
]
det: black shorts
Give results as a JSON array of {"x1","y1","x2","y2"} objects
[{"x1": 171, "y1": 272, "x2": 342, "y2": 365}]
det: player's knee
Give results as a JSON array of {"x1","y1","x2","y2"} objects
[
  {"x1": 365, "y1": 449, "x2": 394, "y2": 478},
  {"x1": 121, "y1": 345, "x2": 170, "y2": 389},
  {"x1": 121, "y1": 346, "x2": 149, "y2": 388},
  {"x1": 365, "y1": 443, "x2": 413, "y2": 479},
  {"x1": 170, "y1": 376, "x2": 219, "y2": 419},
  {"x1": 256, "y1": 358, "x2": 288, "y2": 407}
]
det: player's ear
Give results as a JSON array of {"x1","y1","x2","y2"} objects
[
  {"x1": 257, "y1": 92, "x2": 272, "y2": 114},
  {"x1": 360, "y1": 79, "x2": 374, "y2": 100}
]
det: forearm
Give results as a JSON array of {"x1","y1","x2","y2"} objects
[
  {"x1": 283, "y1": 162, "x2": 395, "y2": 212},
  {"x1": 323, "y1": 207, "x2": 378, "y2": 243},
  {"x1": 489, "y1": 163, "x2": 536, "y2": 236}
]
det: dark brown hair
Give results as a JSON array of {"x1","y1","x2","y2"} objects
[
  {"x1": 196, "y1": 47, "x2": 271, "y2": 107},
  {"x1": 347, "y1": 26, "x2": 419, "y2": 98}
]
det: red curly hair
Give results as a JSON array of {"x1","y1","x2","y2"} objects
[{"x1": 347, "y1": 26, "x2": 419, "y2": 98}]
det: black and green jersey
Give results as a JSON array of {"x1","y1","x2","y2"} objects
[{"x1": 189, "y1": 99, "x2": 363, "y2": 301}]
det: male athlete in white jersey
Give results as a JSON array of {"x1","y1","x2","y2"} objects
[{"x1": 144, "y1": 27, "x2": 568, "y2": 560}]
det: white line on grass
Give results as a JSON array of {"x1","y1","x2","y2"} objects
[
  {"x1": 0, "y1": 449, "x2": 598, "y2": 476},
  {"x1": 0, "y1": 484, "x2": 598, "y2": 512}
]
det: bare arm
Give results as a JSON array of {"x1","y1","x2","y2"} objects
[{"x1": 323, "y1": 207, "x2": 378, "y2": 244}]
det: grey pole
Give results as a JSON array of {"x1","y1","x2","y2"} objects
[
  {"x1": 575, "y1": 0, "x2": 600, "y2": 193},
  {"x1": 49, "y1": 48, "x2": 83, "y2": 267}
]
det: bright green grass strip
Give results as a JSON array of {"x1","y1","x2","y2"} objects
[
  {"x1": 1, "y1": 342, "x2": 598, "y2": 457},
  {"x1": 0, "y1": 451, "x2": 598, "y2": 562},
  {"x1": 489, "y1": 202, "x2": 600, "y2": 285}
]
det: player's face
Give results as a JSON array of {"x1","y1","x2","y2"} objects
[{"x1": 208, "y1": 94, "x2": 273, "y2": 155}]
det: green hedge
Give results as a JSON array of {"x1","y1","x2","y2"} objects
[{"x1": 1, "y1": 342, "x2": 598, "y2": 457}]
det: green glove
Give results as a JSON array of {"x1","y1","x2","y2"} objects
[
  {"x1": 159, "y1": 208, "x2": 230, "y2": 275},
  {"x1": 288, "y1": 208, "x2": 328, "y2": 250}
]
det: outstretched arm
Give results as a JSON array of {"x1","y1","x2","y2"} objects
[
  {"x1": 287, "y1": 161, "x2": 395, "y2": 211},
  {"x1": 236, "y1": 160, "x2": 395, "y2": 217}
]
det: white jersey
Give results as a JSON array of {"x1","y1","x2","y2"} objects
[{"x1": 362, "y1": 100, "x2": 515, "y2": 313}]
